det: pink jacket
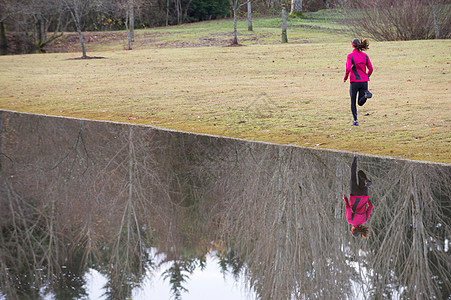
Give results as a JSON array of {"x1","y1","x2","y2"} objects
[
  {"x1": 344, "y1": 49, "x2": 373, "y2": 82},
  {"x1": 343, "y1": 195, "x2": 373, "y2": 226}
]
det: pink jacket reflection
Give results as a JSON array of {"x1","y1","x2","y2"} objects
[{"x1": 343, "y1": 195, "x2": 373, "y2": 226}]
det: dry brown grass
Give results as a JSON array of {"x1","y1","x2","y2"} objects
[{"x1": 0, "y1": 37, "x2": 450, "y2": 163}]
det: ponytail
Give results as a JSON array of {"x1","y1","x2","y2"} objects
[
  {"x1": 351, "y1": 225, "x2": 370, "y2": 239},
  {"x1": 352, "y1": 38, "x2": 370, "y2": 51}
]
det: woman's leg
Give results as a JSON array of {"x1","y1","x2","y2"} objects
[
  {"x1": 350, "y1": 83, "x2": 359, "y2": 121},
  {"x1": 357, "y1": 170, "x2": 369, "y2": 196},
  {"x1": 358, "y1": 82, "x2": 369, "y2": 106},
  {"x1": 350, "y1": 156, "x2": 359, "y2": 195},
  {"x1": 351, "y1": 157, "x2": 367, "y2": 196}
]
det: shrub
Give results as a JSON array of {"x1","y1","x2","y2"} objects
[
  {"x1": 186, "y1": 0, "x2": 230, "y2": 22},
  {"x1": 343, "y1": 0, "x2": 450, "y2": 41}
]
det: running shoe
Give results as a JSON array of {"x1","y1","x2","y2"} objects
[
  {"x1": 365, "y1": 90, "x2": 373, "y2": 99},
  {"x1": 352, "y1": 121, "x2": 359, "y2": 126}
]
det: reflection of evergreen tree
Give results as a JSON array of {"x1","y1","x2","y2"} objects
[
  {"x1": 97, "y1": 233, "x2": 153, "y2": 300},
  {"x1": 100, "y1": 250, "x2": 152, "y2": 300},
  {"x1": 217, "y1": 248, "x2": 244, "y2": 280},
  {"x1": 50, "y1": 249, "x2": 89, "y2": 300},
  {"x1": 102, "y1": 269, "x2": 142, "y2": 300},
  {"x1": 163, "y1": 261, "x2": 189, "y2": 300},
  {"x1": 162, "y1": 255, "x2": 207, "y2": 300}
]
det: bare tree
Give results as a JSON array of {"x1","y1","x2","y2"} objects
[
  {"x1": 121, "y1": 0, "x2": 133, "y2": 50},
  {"x1": 247, "y1": 1, "x2": 252, "y2": 31},
  {"x1": 129, "y1": 0, "x2": 135, "y2": 41},
  {"x1": 0, "y1": 19, "x2": 6, "y2": 55},
  {"x1": 281, "y1": 3, "x2": 288, "y2": 43},
  {"x1": 428, "y1": 0, "x2": 440, "y2": 38},
  {"x1": 230, "y1": 0, "x2": 239, "y2": 44},
  {"x1": 344, "y1": 0, "x2": 450, "y2": 41},
  {"x1": 0, "y1": 0, "x2": 12, "y2": 54},
  {"x1": 163, "y1": 0, "x2": 194, "y2": 26},
  {"x1": 229, "y1": 0, "x2": 250, "y2": 44},
  {"x1": 0, "y1": 0, "x2": 67, "y2": 54},
  {"x1": 290, "y1": 0, "x2": 302, "y2": 15},
  {"x1": 166, "y1": 0, "x2": 170, "y2": 26},
  {"x1": 112, "y1": 0, "x2": 143, "y2": 50},
  {"x1": 229, "y1": 0, "x2": 250, "y2": 45},
  {"x1": 27, "y1": 0, "x2": 67, "y2": 50},
  {"x1": 62, "y1": 0, "x2": 104, "y2": 58}
]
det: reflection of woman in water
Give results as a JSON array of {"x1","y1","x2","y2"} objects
[{"x1": 343, "y1": 156, "x2": 373, "y2": 238}]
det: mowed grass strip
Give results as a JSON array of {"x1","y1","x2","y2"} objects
[{"x1": 0, "y1": 35, "x2": 450, "y2": 163}]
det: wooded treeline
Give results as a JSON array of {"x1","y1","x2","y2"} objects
[
  {"x1": 0, "y1": 0, "x2": 449, "y2": 55},
  {"x1": 0, "y1": 0, "x2": 338, "y2": 55}
]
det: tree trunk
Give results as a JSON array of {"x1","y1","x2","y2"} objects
[
  {"x1": 74, "y1": 11, "x2": 87, "y2": 57},
  {"x1": 430, "y1": 0, "x2": 440, "y2": 39},
  {"x1": 0, "y1": 21, "x2": 7, "y2": 55},
  {"x1": 36, "y1": 17, "x2": 43, "y2": 48},
  {"x1": 176, "y1": 0, "x2": 182, "y2": 24},
  {"x1": 66, "y1": 2, "x2": 87, "y2": 58},
  {"x1": 233, "y1": 7, "x2": 238, "y2": 44},
  {"x1": 290, "y1": 0, "x2": 302, "y2": 15},
  {"x1": 77, "y1": 28, "x2": 87, "y2": 58},
  {"x1": 324, "y1": 0, "x2": 329, "y2": 9},
  {"x1": 182, "y1": 0, "x2": 194, "y2": 22},
  {"x1": 269, "y1": 0, "x2": 275, "y2": 9},
  {"x1": 129, "y1": 1, "x2": 135, "y2": 42},
  {"x1": 247, "y1": 1, "x2": 252, "y2": 31},
  {"x1": 166, "y1": 0, "x2": 169, "y2": 26},
  {"x1": 281, "y1": 4, "x2": 288, "y2": 43},
  {"x1": 125, "y1": 8, "x2": 131, "y2": 50}
]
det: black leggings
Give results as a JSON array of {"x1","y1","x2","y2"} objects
[
  {"x1": 350, "y1": 157, "x2": 369, "y2": 196},
  {"x1": 350, "y1": 81, "x2": 368, "y2": 121}
]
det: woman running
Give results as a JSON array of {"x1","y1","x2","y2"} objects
[
  {"x1": 343, "y1": 38, "x2": 373, "y2": 126},
  {"x1": 343, "y1": 156, "x2": 373, "y2": 238}
]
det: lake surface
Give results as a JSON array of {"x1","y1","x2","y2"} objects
[{"x1": 0, "y1": 110, "x2": 450, "y2": 299}]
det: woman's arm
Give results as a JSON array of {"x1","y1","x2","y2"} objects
[
  {"x1": 344, "y1": 55, "x2": 352, "y2": 82},
  {"x1": 366, "y1": 55, "x2": 373, "y2": 78},
  {"x1": 366, "y1": 199, "x2": 373, "y2": 219},
  {"x1": 343, "y1": 195, "x2": 351, "y2": 208}
]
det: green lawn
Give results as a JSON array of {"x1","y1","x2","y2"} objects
[
  {"x1": 1, "y1": 13, "x2": 450, "y2": 163},
  {"x1": 48, "y1": 11, "x2": 349, "y2": 52}
]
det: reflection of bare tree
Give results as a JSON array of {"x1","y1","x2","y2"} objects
[
  {"x1": 367, "y1": 160, "x2": 451, "y2": 299},
  {"x1": 0, "y1": 112, "x2": 220, "y2": 299},
  {"x1": 0, "y1": 114, "x2": 94, "y2": 299},
  {"x1": 213, "y1": 143, "x2": 354, "y2": 299},
  {"x1": 95, "y1": 126, "x2": 155, "y2": 299},
  {"x1": 211, "y1": 141, "x2": 450, "y2": 299},
  {"x1": 0, "y1": 114, "x2": 160, "y2": 299}
]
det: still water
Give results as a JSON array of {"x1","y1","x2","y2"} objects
[
  {"x1": 0, "y1": 110, "x2": 450, "y2": 300},
  {"x1": 78, "y1": 251, "x2": 254, "y2": 300}
]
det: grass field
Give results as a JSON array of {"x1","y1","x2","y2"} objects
[{"x1": 1, "y1": 12, "x2": 450, "y2": 163}]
